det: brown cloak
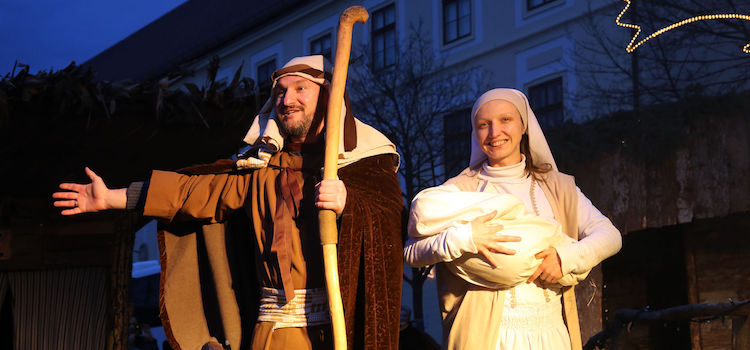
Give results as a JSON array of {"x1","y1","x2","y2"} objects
[{"x1": 149, "y1": 154, "x2": 404, "y2": 350}]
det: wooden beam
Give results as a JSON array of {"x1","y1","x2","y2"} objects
[
  {"x1": 684, "y1": 230, "x2": 702, "y2": 350},
  {"x1": 734, "y1": 316, "x2": 750, "y2": 350}
]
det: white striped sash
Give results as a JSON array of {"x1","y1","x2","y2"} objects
[{"x1": 257, "y1": 287, "x2": 330, "y2": 329}]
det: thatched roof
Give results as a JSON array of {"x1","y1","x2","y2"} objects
[{"x1": 0, "y1": 62, "x2": 257, "y2": 197}]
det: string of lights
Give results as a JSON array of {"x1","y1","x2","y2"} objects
[{"x1": 615, "y1": 0, "x2": 750, "y2": 53}]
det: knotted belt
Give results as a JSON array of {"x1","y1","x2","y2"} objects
[
  {"x1": 257, "y1": 287, "x2": 330, "y2": 329},
  {"x1": 270, "y1": 164, "x2": 305, "y2": 302}
]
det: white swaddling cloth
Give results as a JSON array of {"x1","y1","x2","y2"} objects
[{"x1": 408, "y1": 186, "x2": 587, "y2": 289}]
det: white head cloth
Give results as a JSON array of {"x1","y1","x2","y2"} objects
[
  {"x1": 242, "y1": 55, "x2": 399, "y2": 169},
  {"x1": 469, "y1": 88, "x2": 557, "y2": 171}
]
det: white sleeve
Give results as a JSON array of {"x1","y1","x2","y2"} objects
[
  {"x1": 555, "y1": 187, "x2": 622, "y2": 275},
  {"x1": 403, "y1": 222, "x2": 478, "y2": 268}
]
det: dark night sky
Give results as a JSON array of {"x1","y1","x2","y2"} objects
[{"x1": 1, "y1": 0, "x2": 186, "y2": 76}]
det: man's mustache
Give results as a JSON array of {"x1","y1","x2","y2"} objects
[{"x1": 279, "y1": 104, "x2": 302, "y2": 114}]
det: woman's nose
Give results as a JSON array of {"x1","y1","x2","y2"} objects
[{"x1": 489, "y1": 124, "x2": 502, "y2": 136}]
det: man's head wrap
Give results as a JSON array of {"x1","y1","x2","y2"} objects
[
  {"x1": 469, "y1": 88, "x2": 557, "y2": 171},
  {"x1": 242, "y1": 55, "x2": 398, "y2": 168}
]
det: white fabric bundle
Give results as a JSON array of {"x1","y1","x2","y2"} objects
[{"x1": 409, "y1": 186, "x2": 584, "y2": 289}]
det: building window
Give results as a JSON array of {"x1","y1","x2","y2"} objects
[
  {"x1": 527, "y1": 0, "x2": 558, "y2": 11},
  {"x1": 443, "y1": 0, "x2": 471, "y2": 44},
  {"x1": 528, "y1": 77, "x2": 564, "y2": 129},
  {"x1": 257, "y1": 59, "x2": 277, "y2": 86},
  {"x1": 443, "y1": 108, "x2": 472, "y2": 179},
  {"x1": 256, "y1": 59, "x2": 277, "y2": 103},
  {"x1": 310, "y1": 33, "x2": 332, "y2": 63},
  {"x1": 372, "y1": 4, "x2": 396, "y2": 70}
]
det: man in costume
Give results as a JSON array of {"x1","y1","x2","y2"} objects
[{"x1": 53, "y1": 55, "x2": 405, "y2": 350}]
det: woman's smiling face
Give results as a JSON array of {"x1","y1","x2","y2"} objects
[{"x1": 474, "y1": 99, "x2": 525, "y2": 167}]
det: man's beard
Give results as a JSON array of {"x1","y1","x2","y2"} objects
[{"x1": 278, "y1": 112, "x2": 312, "y2": 139}]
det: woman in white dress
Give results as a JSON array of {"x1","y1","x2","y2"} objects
[{"x1": 404, "y1": 88, "x2": 622, "y2": 350}]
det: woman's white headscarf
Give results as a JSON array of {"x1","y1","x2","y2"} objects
[
  {"x1": 242, "y1": 55, "x2": 399, "y2": 169},
  {"x1": 469, "y1": 88, "x2": 557, "y2": 171}
]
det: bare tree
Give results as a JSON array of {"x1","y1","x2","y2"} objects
[
  {"x1": 573, "y1": 0, "x2": 750, "y2": 118},
  {"x1": 347, "y1": 23, "x2": 487, "y2": 331}
]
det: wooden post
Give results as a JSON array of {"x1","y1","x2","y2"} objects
[
  {"x1": 684, "y1": 230, "x2": 702, "y2": 350},
  {"x1": 733, "y1": 316, "x2": 750, "y2": 350}
]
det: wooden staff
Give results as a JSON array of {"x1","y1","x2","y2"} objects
[{"x1": 320, "y1": 6, "x2": 368, "y2": 350}]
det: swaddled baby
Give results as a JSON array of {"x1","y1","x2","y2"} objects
[{"x1": 408, "y1": 188, "x2": 587, "y2": 289}]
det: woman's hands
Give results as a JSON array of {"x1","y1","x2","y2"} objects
[
  {"x1": 52, "y1": 167, "x2": 127, "y2": 215},
  {"x1": 528, "y1": 247, "x2": 563, "y2": 284},
  {"x1": 471, "y1": 211, "x2": 564, "y2": 282},
  {"x1": 471, "y1": 210, "x2": 521, "y2": 268}
]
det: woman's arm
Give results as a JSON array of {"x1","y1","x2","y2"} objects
[
  {"x1": 404, "y1": 223, "x2": 476, "y2": 267},
  {"x1": 555, "y1": 187, "x2": 622, "y2": 276},
  {"x1": 404, "y1": 211, "x2": 520, "y2": 268}
]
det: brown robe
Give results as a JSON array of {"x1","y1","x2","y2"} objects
[{"x1": 144, "y1": 151, "x2": 404, "y2": 350}]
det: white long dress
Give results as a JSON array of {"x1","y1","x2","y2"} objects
[
  {"x1": 478, "y1": 160, "x2": 570, "y2": 350},
  {"x1": 404, "y1": 157, "x2": 622, "y2": 349}
]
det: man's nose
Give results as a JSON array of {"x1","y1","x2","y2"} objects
[{"x1": 282, "y1": 90, "x2": 296, "y2": 106}]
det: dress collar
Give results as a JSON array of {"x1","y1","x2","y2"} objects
[{"x1": 478, "y1": 155, "x2": 528, "y2": 183}]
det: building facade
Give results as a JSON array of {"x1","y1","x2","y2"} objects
[
  {"x1": 171, "y1": 0, "x2": 607, "y2": 125},
  {"x1": 84, "y1": 0, "x2": 616, "y2": 342},
  {"x1": 162, "y1": 0, "x2": 613, "y2": 341},
  {"x1": 84, "y1": 0, "x2": 750, "y2": 345}
]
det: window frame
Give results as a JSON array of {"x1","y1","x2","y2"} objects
[
  {"x1": 442, "y1": 108, "x2": 473, "y2": 179},
  {"x1": 442, "y1": 0, "x2": 472, "y2": 45},
  {"x1": 526, "y1": 0, "x2": 558, "y2": 11},
  {"x1": 255, "y1": 58, "x2": 277, "y2": 104},
  {"x1": 527, "y1": 76, "x2": 564, "y2": 129},
  {"x1": 309, "y1": 32, "x2": 333, "y2": 63},
  {"x1": 256, "y1": 59, "x2": 277, "y2": 88},
  {"x1": 371, "y1": 3, "x2": 397, "y2": 70}
]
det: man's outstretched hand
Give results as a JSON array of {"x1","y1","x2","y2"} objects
[{"x1": 52, "y1": 167, "x2": 127, "y2": 215}]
